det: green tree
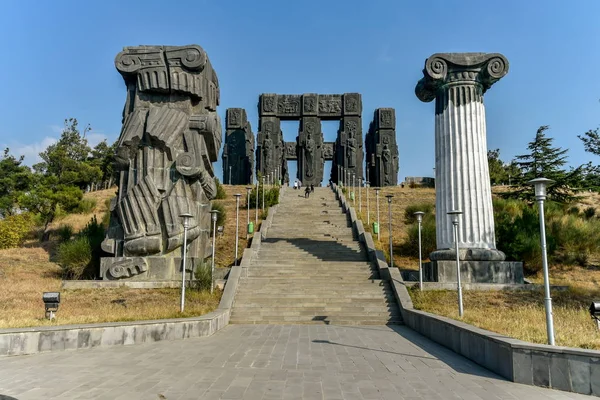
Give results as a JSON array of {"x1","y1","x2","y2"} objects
[
  {"x1": 509, "y1": 126, "x2": 582, "y2": 203},
  {"x1": 488, "y1": 149, "x2": 521, "y2": 186},
  {"x1": 19, "y1": 174, "x2": 83, "y2": 240},
  {"x1": 578, "y1": 128, "x2": 600, "y2": 156},
  {"x1": 488, "y1": 149, "x2": 507, "y2": 185},
  {"x1": 0, "y1": 148, "x2": 33, "y2": 217},
  {"x1": 89, "y1": 139, "x2": 117, "y2": 187},
  {"x1": 34, "y1": 118, "x2": 102, "y2": 190}
]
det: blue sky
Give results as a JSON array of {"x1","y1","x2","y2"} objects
[{"x1": 0, "y1": 0, "x2": 598, "y2": 184}]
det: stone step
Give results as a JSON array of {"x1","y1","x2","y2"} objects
[
  {"x1": 229, "y1": 316, "x2": 403, "y2": 324},
  {"x1": 232, "y1": 297, "x2": 395, "y2": 304}
]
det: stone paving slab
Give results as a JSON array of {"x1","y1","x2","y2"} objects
[{"x1": 0, "y1": 325, "x2": 589, "y2": 399}]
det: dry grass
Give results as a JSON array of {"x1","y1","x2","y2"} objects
[
  {"x1": 350, "y1": 185, "x2": 600, "y2": 349},
  {"x1": 353, "y1": 185, "x2": 436, "y2": 270},
  {"x1": 51, "y1": 188, "x2": 116, "y2": 232},
  {"x1": 212, "y1": 185, "x2": 265, "y2": 268},
  {"x1": 0, "y1": 247, "x2": 221, "y2": 329},
  {"x1": 410, "y1": 284, "x2": 600, "y2": 349}
]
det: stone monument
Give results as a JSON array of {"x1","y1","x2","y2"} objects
[
  {"x1": 256, "y1": 93, "x2": 361, "y2": 186},
  {"x1": 100, "y1": 44, "x2": 222, "y2": 281},
  {"x1": 223, "y1": 108, "x2": 254, "y2": 185},
  {"x1": 415, "y1": 52, "x2": 523, "y2": 283},
  {"x1": 366, "y1": 108, "x2": 399, "y2": 187}
]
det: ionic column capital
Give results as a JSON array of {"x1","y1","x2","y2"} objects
[{"x1": 415, "y1": 53, "x2": 509, "y2": 102}]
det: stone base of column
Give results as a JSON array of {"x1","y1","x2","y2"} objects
[
  {"x1": 100, "y1": 257, "x2": 197, "y2": 281},
  {"x1": 423, "y1": 260, "x2": 524, "y2": 284},
  {"x1": 430, "y1": 248, "x2": 506, "y2": 261}
]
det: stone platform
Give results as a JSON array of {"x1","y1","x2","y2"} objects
[{"x1": 423, "y1": 260, "x2": 524, "y2": 284}]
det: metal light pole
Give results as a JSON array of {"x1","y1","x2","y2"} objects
[
  {"x1": 229, "y1": 166, "x2": 232, "y2": 185},
  {"x1": 261, "y1": 176, "x2": 265, "y2": 213},
  {"x1": 386, "y1": 194, "x2": 394, "y2": 268},
  {"x1": 179, "y1": 213, "x2": 193, "y2": 312},
  {"x1": 255, "y1": 176, "x2": 259, "y2": 226},
  {"x1": 234, "y1": 194, "x2": 241, "y2": 266},
  {"x1": 352, "y1": 174, "x2": 356, "y2": 207},
  {"x1": 529, "y1": 177, "x2": 556, "y2": 345},
  {"x1": 448, "y1": 210, "x2": 464, "y2": 317},
  {"x1": 209, "y1": 210, "x2": 218, "y2": 294},
  {"x1": 375, "y1": 188, "x2": 381, "y2": 241},
  {"x1": 246, "y1": 186, "x2": 252, "y2": 238},
  {"x1": 359, "y1": 178, "x2": 362, "y2": 214},
  {"x1": 366, "y1": 181, "x2": 370, "y2": 224},
  {"x1": 414, "y1": 211, "x2": 425, "y2": 291}
]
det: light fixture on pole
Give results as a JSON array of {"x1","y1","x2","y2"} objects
[
  {"x1": 261, "y1": 175, "x2": 265, "y2": 213},
  {"x1": 366, "y1": 181, "x2": 370, "y2": 224},
  {"x1": 255, "y1": 175, "x2": 259, "y2": 226},
  {"x1": 385, "y1": 194, "x2": 394, "y2": 268},
  {"x1": 529, "y1": 177, "x2": 556, "y2": 345},
  {"x1": 359, "y1": 178, "x2": 362, "y2": 214},
  {"x1": 414, "y1": 211, "x2": 425, "y2": 291},
  {"x1": 233, "y1": 194, "x2": 241, "y2": 266},
  {"x1": 179, "y1": 212, "x2": 193, "y2": 312},
  {"x1": 375, "y1": 188, "x2": 381, "y2": 241},
  {"x1": 209, "y1": 209, "x2": 219, "y2": 294},
  {"x1": 448, "y1": 210, "x2": 464, "y2": 317},
  {"x1": 246, "y1": 186, "x2": 252, "y2": 238}
]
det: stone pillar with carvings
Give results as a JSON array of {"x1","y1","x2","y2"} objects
[
  {"x1": 100, "y1": 44, "x2": 222, "y2": 281},
  {"x1": 415, "y1": 53, "x2": 523, "y2": 283}
]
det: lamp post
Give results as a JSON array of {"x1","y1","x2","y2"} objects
[
  {"x1": 529, "y1": 177, "x2": 556, "y2": 345},
  {"x1": 448, "y1": 210, "x2": 464, "y2": 317},
  {"x1": 234, "y1": 194, "x2": 241, "y2": 266},
  {"x1": 414, "y1": 211, "x2": 425, "y2": 291},
  {"x1": 386, "y1": 194, "x2": 394, "y2": 268},
  {"x1": 352, "y1": 173, "x2": 356, "y2": 207},
  {"x1": 209, "y1": 209, "x2": 219, "y2": 294},
  {"x1": 359, "y1": 178, "x2": 362, "y2": 214},
  {"x1": 366, "y1": 181, "x2": 370, "y2": 224},
  {"x1": 255, "y1": 176, "x2": 259, "y2": 226},
  {"x1": 246, "y1": 186, "x2": 252, "y2": 238},
  {"x1": 179, "y1": 212, "x2": 193, "y2": 312},
  {"x1": 375, "y1": 188, "x2": 381, "y2": 241},
  {"x1": 261, "y1": 176, "x2": 265, "y2": 213}
]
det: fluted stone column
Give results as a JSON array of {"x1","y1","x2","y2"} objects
[{"x1": 416, "y1": 53, "x2": 508, "y2": 262}]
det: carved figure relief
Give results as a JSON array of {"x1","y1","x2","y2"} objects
[
  {"x1": 304, "y1": 97, "x2": 316, "y2": 113},
  {"x1": 319, "y1": 99, "x2": 342, "y2": 114},
  {"x1": 277, "y1": 97, "x2": 300, "y2": 114},
  {"x1": 263, "y1": 96, "x2": 275, "y2": 112},
  {"x1": 346, "y1": 121, "x2": 358, "y2": 169}
]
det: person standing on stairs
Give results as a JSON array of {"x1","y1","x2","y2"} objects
[{"x1": 304, "y1": 185, "x2": 311, "y2": 198}]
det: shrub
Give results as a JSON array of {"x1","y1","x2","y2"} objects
[
  {"x1": 193, "y1": 261, "x2": 212, "y2": 291},
  {"x1": 404, "y1": 202, "x2": 435, "y2": 224},
  {"x1": 210, "y1": 202, "x2": 227, "y2": 228},
  {"x1": 75, "y1": 198, "x2": 97, "y2": 214},
  {"x1": 0, "y1": 213, "x2": 35, "y2": 249},
  {"x1": 400, "y1": 213, "x2": 437, "y2": 258},
  {"x1": 56, "y1": 224, "x2": 74, "y2": 242},
  {"x1": 584, "y1": 207, "x2": 596, "y2": 220},
  {"x1": 57, "y1": 237, "x2": 91, "y2": 279},
  {"x1": 493, "y1": 198, "x2": 600, "y2": 273},
  {"x1": 248, "y1": 185, "x2": 279, "y2": 209},
  {"x1": 214, "y1": 179, "x2": 226, "y2": 199}
]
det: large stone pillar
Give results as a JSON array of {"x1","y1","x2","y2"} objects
[{"x1": 415, "y1": 53, "x2": 523, "y2": 283}]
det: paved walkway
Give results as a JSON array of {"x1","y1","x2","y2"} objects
[{"x1": 0, "y1": 325, "x2": 588, "y2": 399}]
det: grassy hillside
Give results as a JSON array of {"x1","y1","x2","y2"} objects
[{"x1": 0, "y1": 184, "x2": 264, "y2": 329}]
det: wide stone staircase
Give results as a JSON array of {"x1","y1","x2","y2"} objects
[{"x1": 230, "y1": 187, "x2": 402, "y2": 325}]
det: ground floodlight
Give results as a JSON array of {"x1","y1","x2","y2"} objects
[{"x1": 43, "y1": 292, "x2": 60, "y2": 320}]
